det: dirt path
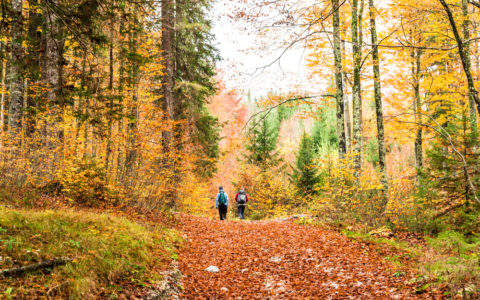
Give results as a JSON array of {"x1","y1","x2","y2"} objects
[{"x1": 177, "y1": 216, "x2": 425, "y2": 299}]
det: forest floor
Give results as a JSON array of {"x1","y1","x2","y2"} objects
[{"x1": 177, "y1": 215, "x2": 438, "y2": 299}]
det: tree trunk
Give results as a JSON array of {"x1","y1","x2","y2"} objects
[
  {"x1": 25, "y1": 0, "x2": 42, "y2": 138},
  {"x1": 412, "y1": 48, "x2": 423, "y2": 175},
  {"x1": 341, "y1": 38, "x2": 352, "y2": 153},
  {"x1": 358, "y1": 0, "x2": 365, "y2": 157},
  {"x1": 331, "y1": 0, "x2": 346, "y2": 159},
  {"x1": 8, "y1": 0, "x2": 24, "y2": 135},
  {"x1": 116, "y1": 19, "x2": 126, "y2": 181},
  {"x1": 0, "y1": 59, "x2": 5, "y2": 151},
  {"x1": 105, "y1": 35, "x2": 114, "y2": 174},
  {"x1": 462, "y1": 0, "x2": 478, "y2": 145},
  {"x1": 74, "y1": 52, "x2": 86, "y2": 156},
  {"x1": 439, "y1": 0, "x2": 480, "y2": 118},
  {"x1": 161, "y1": 0, "x2": 177, "y2": 208},
  {"x1": 43, "y1": 3, "x2": 64, "y2": 154},
  {"x1": 161, "y1": 0, "x2": 175, "y2": 144},
  {"x1": 125, "y1": 7, "x2": 139, "y2": 185},
  {"x1": 369, "y1": 0, "x2": 388, "y2": 202},
  {"x1": 351, "y1": 0, "x2": 363, "y2": 176}
]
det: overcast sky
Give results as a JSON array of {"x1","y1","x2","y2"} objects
[{"x1": 211, "y1": 0, "x2": 314, "y2": 100}]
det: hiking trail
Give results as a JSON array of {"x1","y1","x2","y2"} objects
[{"x1": 177, "y1": 216, "x2": 428, "y2": 299}]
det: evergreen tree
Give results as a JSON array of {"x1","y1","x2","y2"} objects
[
  {"x1": 293, "y1": 133, "x2": 319, "y2": 196},
  {"x1": 174, "y1": 0, "x2": 221, "y2": 177},
  {"x1": 311, "y1": 107, "x2": 338, "y2": 155},
  {"x1": 245, "y1": 114, "x2": 279, "y2": 167}
]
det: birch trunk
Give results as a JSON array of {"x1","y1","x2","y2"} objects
[
  {"x1": 341, "y1": 39, "x2": 352, "y2": 153},
  {"x1": 369, "y1": 0, "x2": 388, "y2": 201},
  {"x1": 462, "y1": 0, "x2": 478, "y2": 145},
  {"x1": 412, "y1": 48, "x2": 423, "y2": 175},
  {"x1": 332, "y1": 0, "x2": 346, "y2": 159},
  {"x1": 351, "y1": 0, "x2": 363, "y2": 176},
  {"x1": 439, "y1": 0, "x2": 480, "y2": 118}
]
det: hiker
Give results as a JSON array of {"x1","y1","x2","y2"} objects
[
  {"x1": 215, "y1": 186, "x2": 229, "y2": 220},
  {"x1": 235, "y1": 187, "x2": 249, "y2": 219}
]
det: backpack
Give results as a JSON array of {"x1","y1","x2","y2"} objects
[
  {"x1": 237, "y1": 193, "x2": 247, "y2": 204},
  {"x1": 218, "y1": 191, "x2": 227, "y2": 205}
]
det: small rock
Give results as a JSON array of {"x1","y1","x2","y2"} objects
[
  {"x1": 210, "y1": 242, "x2": 214, "y2": 245},
  {"x1": 241, "y1": 268, "x2": 248, "y2": 273},
  {"x1": 220, "y1": 287, "x2": 228, "y2": 292},
  {"x1": 269, "y1": 256, "x2": 282, "y2": 263},
  {"x1": 205, "y1": 266, "x2": 219, "y2": 273}
]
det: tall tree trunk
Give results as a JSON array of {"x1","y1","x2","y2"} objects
[
  {"x1": 124, "y1": 8, "x2": 139, "y2": 185},
  {"x1": 105, "y1": 35, "x2": 114, "y2": 174},
  {"x1": 358, "y1": 0, "x2": 365, "y2": 156},
  {"x1": 369, "y1": 0, "x2": 388, "y2": 202},
  {"x1": 161, "y1": 0, "x2": 177, "y2": 207},
  {"x1": 116, "y1": 19, "x2": 126, "y2": 180},
  {"x1": 74, "y1": 52, "x2": 86, "y2": 155},
  {"x1": 412, "y1": 48, "x2": 423, "y2": 176},
  {"x1": 8, "y1": 0, "x2": 24, "y2": 135},
  {"x1": 43, "y1": 4, "x2": 64, "y2": 154},
  {"x1": 161, "y1": 0, "x2": 175, "y2": 143},
  {"x1": 439, "y1": 0, "x2": 480, "y2": 118},
  {"x1": 331, "y1": 0, "x2": 346, "y2": 159},
  {"x1": 351, "y1": 0, "x2": 363, "y2": 176},
  {"x1": 462, "y1": 0, "x2": 478, "y2": 145},
  {"x1": 0, "y1": 59, "x2": 6, "y2": 151},
  {"x1": 341, "y1": 38, "x2": 352, "y2": 153},
  {"x1": 25, "y1": 0, "x2": 42, "y2": 138}
]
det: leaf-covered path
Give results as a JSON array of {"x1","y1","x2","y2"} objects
[{"x1": 177, "y1": 216, "x2": 425, "y2": 299}]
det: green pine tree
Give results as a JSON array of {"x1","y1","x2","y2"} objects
[
  {"x1": 174, "y1": 0, "x2": 221, "y2": 177},
  {"x1": 245, "y1": 114, "x2": 279, "y2": 167},
  {"x1": 293, "y1": 133, "x2": 319, "y2": 196},
  {"x1": 311, "y1": 107, "x2": 338, "y2": 155}
]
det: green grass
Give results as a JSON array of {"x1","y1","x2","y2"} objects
[
  {"x1": 0, "y1": 207, "x2": 181, "y2": 299},
  {"x1": 340, "y1": 228, "x2": 480, "y2": 296}
]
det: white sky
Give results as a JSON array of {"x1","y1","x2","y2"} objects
[{"x1": 211, "y1": 0, "x2": 315, "y2": 100}]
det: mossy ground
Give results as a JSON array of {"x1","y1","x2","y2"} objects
[{"x1": 0, "y1": 207, "x2": 181, "y2": 299}]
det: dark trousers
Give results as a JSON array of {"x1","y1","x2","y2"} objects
[
  {"x1": 218, "y1": 204, "x2": 228, "y2": 220},
  {"x1": 237, "y1": 205, "x2": 245, "y2": 219}
]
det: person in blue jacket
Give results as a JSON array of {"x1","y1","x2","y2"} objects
[{"x1": 215, "y1": 186, "x2": 229, "y2": 220}]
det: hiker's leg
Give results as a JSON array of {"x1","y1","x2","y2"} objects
[
  {"x1": 220, "y1": 205, "x2": 227, "y2": 220},
  {"x1": 241, "y1": 206, "x2": 245, "y2": 219},
  {"x1": 237, "y1": 206, "x2": 241, "y2": 218}
]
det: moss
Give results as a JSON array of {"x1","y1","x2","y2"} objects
[{"x1": 0, "y1": 207, "x2": 181, "y2": 299}]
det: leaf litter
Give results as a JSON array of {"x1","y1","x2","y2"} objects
[{"x1": 177, "y1": 216, "x2": 434, "y2": 299}]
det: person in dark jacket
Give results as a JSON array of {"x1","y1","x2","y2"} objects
[
  {"x1": 235, "y1": 187, "x2": 249, "y2": 219},
  {"x1": 215, "y1": 186, "x2": 229, "y2": 220}
]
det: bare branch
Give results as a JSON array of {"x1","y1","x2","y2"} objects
[{"x1": 242, "y1": 94, "x2": 334, "y2": 131}]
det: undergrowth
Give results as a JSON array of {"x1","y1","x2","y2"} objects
[{"x1": 0, "y1": 207, "x2": 181, "y2": 299}]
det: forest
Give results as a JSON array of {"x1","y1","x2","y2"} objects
[{"x1": 0, "y1": 0, "x2": 479, "y2": 298}]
